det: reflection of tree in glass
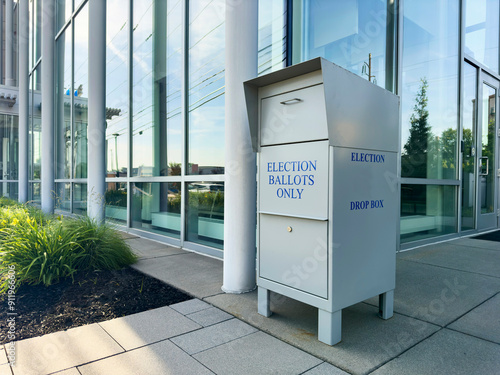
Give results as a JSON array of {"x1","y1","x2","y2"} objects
[
  {"x1": 462, "y1": 128, "x2": 473, "y2": 173},
  {"x1": 402, "y1": 78, "x2": 431, "y2": 178},
  {"x1": 439, "y1": 128, "x2": 456, "y2": 171}
]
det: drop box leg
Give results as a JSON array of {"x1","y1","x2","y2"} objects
[
  {"x1": 258, "y1": 287, "x2": 272, "y2": 317},
  {"x1": 379, "y1": 290, "x2": 394, "y2": 320},
  {"x1": 318, "y1": 309, "x2": 342, "y2": 345}
]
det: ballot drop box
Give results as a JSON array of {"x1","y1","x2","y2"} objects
[{"x1": 244, "y1": 58, "x2": 400, "y2": 345}]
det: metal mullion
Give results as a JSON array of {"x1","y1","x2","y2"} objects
[
  {"x1": 182, "y1": 174, "x2": 225, "y2": 182},
  {"x1": 73, "y1": 0, "x2": 87, "y2": 19},
  {"x1": 69, "y1": 16, "x2": 75, "y2": 213},
  {"x1": 396, "y1": 0, "x2": 403, "y2": 252},
  {"x1": 128, "y1": 176, "x2": 183, "y2": 183},
  {"x1": 54, "y1": 19, "x2": 72, "y2": 41},
  {"x1": 457, "y1": 0, "x2": 466, "y2": 234},
  {"x1": 127, "y1": 0, "x2": 133, "y2": 229},
  {"x1": 400, "y1": 178, "x2": 461, "y2": 186},
  {"x1": 180, "y1": 0, "x2": 188, "y2": 247}
]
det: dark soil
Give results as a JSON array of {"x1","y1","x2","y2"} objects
[{"x1": 0, "y1": 267, "x2": 193, "y2": 344}]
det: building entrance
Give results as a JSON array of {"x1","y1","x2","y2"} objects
[{"x1": 462, "y1": 62, "x2": 499, "y2": 231}]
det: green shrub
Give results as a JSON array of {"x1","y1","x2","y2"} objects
[
  {"x1": 0, "y1": 206, "x2": 137, "y2": 291},
  {"x1": 63, "y1": 216, "x2": 137, "y2": 271},
  {"x1": 0, "y1": 218, "x2": 82, "y2": 290}
]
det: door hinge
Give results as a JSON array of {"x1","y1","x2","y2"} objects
[
  {"x1": 498, "y1": 129, "x2": 500, "y2": 137},
  {"x1": 497, "y1": 169, "x2": 500, "y2": 177}
]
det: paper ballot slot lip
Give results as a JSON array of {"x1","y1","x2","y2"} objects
[{"x1": 261, "y1": 84, "x2": 328, "y2": 146}]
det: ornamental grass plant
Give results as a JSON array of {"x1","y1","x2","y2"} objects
[{"x1": 0, "y1": 199, "x2": 137, "y2": 292}]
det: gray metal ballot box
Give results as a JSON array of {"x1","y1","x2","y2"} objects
[{"x1": 244, "y1": 57, "x2": 400, "y2": 345}]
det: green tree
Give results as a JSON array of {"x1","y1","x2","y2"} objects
[{"x1": 402, "y1": 78, "x2": 431, "y2": 178}]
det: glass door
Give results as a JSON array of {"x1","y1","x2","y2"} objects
[
  {"x1": 461, "y1": 63, "x2": 477, "y2": 231},
  {"x1": 477, "y1": 73, "x2": 498, "y2": 230},
  {"x1": 461, "y1": 63, "x2": 499, "y2": 232}
]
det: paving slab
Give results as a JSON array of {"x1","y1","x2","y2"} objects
[
  {"x1": 448, "y1": 292, "x2": 500, "y2": 343},
  {"x1": 12, "y1": 324, "x2": 123, "y2": 375},
  {"x1": 0, "y1": 364, "x2": 11, "y2": 375},
  {"x1": 99, "y1": 306, "x2": 201, "y2": 350},
  {"x1": 303, "y1": 362, "x2": 350, "y2": 375},
  {"x1": 194, "y1": 331, "x2": 322, "y2": 375},
  {"x1": 365, "y1": 259, "x2": 500, "y2": 326},
  {"x1": 186, "y1": 307, "x2": 233, "y2": 327},
  {"x1": 78, "y1": 339, "x2": 213, "y2": 375},
  {"x1": 371, "y1": 329, "x2": 500, "y2": 375},
  {"x1": 170, "y1": 299, "x2": 211, "y2": 315},
  {"x1": 132, "y1": 253, "x2": 223, "y2": 298},
  {"x1": 117, "y1": 231, "x2": 139, "y2": 240},
  {"x1": 170, "y1": 318, "x2": 258, "y2": 355},
  {"x1": 0, "y1": 348, "x2": 8, "y2": 365},
  {"x1": 398, "y1": 242, "x2": 500, "y2": 278},
  {"x1": 126, "y1": 238, "x2": 187, "y2": 258},
  {"x1": 454, "y1": 237, "x2": 500, "y2": 251},
  {"x1": 52, "y1": 368, "x2": 81, "y2": 375},
  {"x1": 206, "y1": 291, "x2": 439, "y2": 375}
]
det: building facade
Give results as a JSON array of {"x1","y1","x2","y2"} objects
[{"x1": 1, "y1": 0, "x2": 499, "y2": 276}]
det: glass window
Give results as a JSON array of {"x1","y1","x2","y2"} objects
[
  {"x1": 401, "y1": 0, "x2": 459, "y2": 179},
  {"x1": 73, "y1": 183, "x2": 87, "y2": 215},
  {"x1": 0, "y1": 115, "x2": 19, "y2": 182},
  {"x1": 188, "y1": 0, "x2": 225, "y2": 175},
  {"x1": 186, "y1": 182, "x2": 224, "y2": 249},
  {"x1": 55, "y1": 182, "x2": 71, "y2": 212},
  {"x1": 299, "y1": 0, "x2": 396, "y2": 91},
  {"x1": 55, "y1": 27, "x2": 72, "y2": 179},
  {"x1": 56, "y1": 0, "x2": 72, "y2": 31},
  {"x1": 106, "y1": 0, "x2": 129, "y2": 176},
  {"x1": 164, "y1": 0, "x2": 183, "y2": 175},
  {"x1": 0, "y1": 183, "x2": 18, "y2": 200},
  {"x1": 73, "y1": 5, "x2": 88, "y2": 179},
  {"x1": 29, "y1": 182, "x2": 41, "y2": 204},
  {"x1": 31, "y1": 117, "x2": 41, "y2": 180},
  {"x1": 465, "y1": 0, "x2": 499, "y2": 72},
  {"x1": 105, "y1": 182, "x2": 127, "y2": 223},
  {"x1": 258, "y1": 0, "x2": 287, "y2": 75},
  {"x1": 131, "y1": 182, "x2": 181, "y2": 238},
  {"x1": 132, "y1": 0, "x2": 155, "y2": 177},
  {"x1": 480, "y1": 83, "x2": 496, "y2": 214},
  {"x1": 400, "y1": 184, "x2": 457, "y2": 243},
  {"x1": 461, "y1": 63, "x2": 476, "y2": 231},
  {"x1": 34, "y1": 0, "x2": 42, "y2": 63}
]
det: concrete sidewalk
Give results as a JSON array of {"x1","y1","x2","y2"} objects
[{"x1": 5, "y1": 234, "x2": 500, "y2": 374}]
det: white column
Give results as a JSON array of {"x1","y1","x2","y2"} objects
[
  {"x1": 87, "y1": 0, "x2": 106, "y2": 223},
  {"x1": 222, "y1": 0, "x2": 258, "y2": 293},
  {"x1": 41, "y1": 0, "x2": 55, "y2": 213},
  {"x1": 5, "y1": 0, "x2": 14, "y2": 86},
  {"x1": 18, "y1": 0, "x2": 29, "y2": 203}
]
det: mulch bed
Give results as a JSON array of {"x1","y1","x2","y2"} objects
[
  {"x1": 0, "y1": 267, "x2": 193, "y2": 344},
  {"x1": 472, "y1": 230, "x2": 500, "y2": 242}
]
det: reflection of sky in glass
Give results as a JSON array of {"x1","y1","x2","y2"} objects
[
  {"x1": 402, "y1": 0, "x2": 459, "y2": 179},
  {"x1": 106, "y1": 0, "x2": 129, "y2": 174},
  {"x1": 132, "y1": 0, "x2": 154, "y2": 176},
  {"x1": 465, "y1": 0, "x2": 499, "y2": 71},
  {"x1": 188, "y1": 0, "x2": 225, "y2": 174},
  {"x1": 258, "y1": 0, "x2": 286, "y2": 75},
  {"x1": 302, "y1": 0, "x2": 389, "y2": 89},
  {"x1": 166, "y1": 0, "x2": 183, "y2": 169},
  {"x1": 74, "y1": 5, "x2": 88, "y2": 179}
]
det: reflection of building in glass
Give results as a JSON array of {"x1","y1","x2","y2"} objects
[{"x1": 1, "y1": 0, "x2": 500, "y2": 266}]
